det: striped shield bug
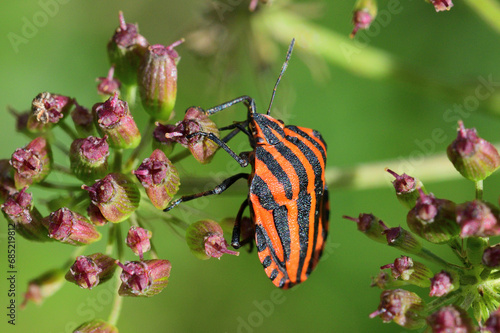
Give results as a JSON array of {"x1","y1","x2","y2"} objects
[{"x1": 165, "y1": 39, "x2": 329, "y2": 289}]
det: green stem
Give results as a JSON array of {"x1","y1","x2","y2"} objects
[
  {"x1": 475, "y1": 180, "x2": 484, "y2": 200},
  {"x1": 448, "y1": 238, "x2": 470, "y2": 267},
  {"x1": 425, "y1": 290, "x2": 461, "y2": 314},
  {"x1": 108, "y1": 224, "x2": 124, "y2": 326},
  {"x1": 169, "y1": 149, "x2": 191, "y2": 164},
  {"x1": 463, "y1": 0, "x2": 500, "y2": 35},
  {"x1": 53, "y1": 164, "x2": 72, "y2": 175},
  {"x1": 417, "y1": 248, "x2": 463, "y2": 273},
  {"x1": 122, "y1": 84, "x2": 138, "y2": 106},
  {"x1": 58, "y1": 121, "x2": 78, "y2": 141},
  {"x1": 38, "y1": 181, "x2": 82, "y2": 192},
  {"x1": 105, "y1": 224, "x2": 117, "y2": 257},
  {"x1": 123, "y1": 118, "x2": 155, "y2": 172},
  {"x1": 113, "y1": 149, "x2": 123, "y2": 173}
]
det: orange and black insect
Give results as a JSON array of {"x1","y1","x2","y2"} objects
[{"x1": 165, "y1": 39, "x2": 329, "y2": 289}]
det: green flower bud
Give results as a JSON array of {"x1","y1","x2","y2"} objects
[
  {"x1": 386, "y1": 169, "x2": 425, "y2": 209},
  {"x1": 447, "y1": 121, "x2": 500, "y2": 182},
  {"x1": 133, "y1": 149, "x2": 180, "y2": 210},
  {"x1": 10, "y1": 136, "x2": 52, "y2": 189},
  {"x1": 69, "y1": 136, "x2": 109, "y2": 183},
  {"x1": 73, "y1": 319, "x2": 118, "y2": 333},
  {"x1": 380, "y1": 222, "x2": 423, "y2": 255},
  {"x1": 370, "y1": 289, "x2": 426, "y2": 329},
  {"x1": 343, "y1": 213, "x2": 387, "y2": 243},
  {"x1": 20, "y1": 268, "x2": 66, "y2": 309},
  {"x1": 66, "y1": 253, "x2": 116, "y2": 289},
  {"x1": 380, "y1": 256, "x2": 433, "y2": 288},
  {"x1": 107, "y1": 11, "x2": 148, "y2": 85},
  {"x1": 407, "y1": 190, "x2": 459, "y2": 244},
  {"x1": 117, "y1": 259, "x2": 171, "y2": 297},
  {"x1": 82, "y1": 173, "x2": 140, "y2": 223},
  {"x1": 47, "y1": 208, "x2": 101, "y2": 245},
  {"x1": 93, "y1": 93, "x2": 141, "y2": 149},
  {"x1": 1, "y1": 187, "x2": 50, "y2": 242},
  {"x1": 138, "y1": 40, "x2": 184, "y2": 121},
  {"x1": 186, "y1": 220, "x2": 239, "y2": 260}
]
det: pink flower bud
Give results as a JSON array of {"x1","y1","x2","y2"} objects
[
  {"x1": 117, "y1": 259, "x2": 171, "y2": 297},
  {"x1": 10, "y1": 137, "x2": 52, "y2": 188},
  {"x1": 126, "y1": 226, "x2": 152, "y2": 259},
  {"x1": 47, "y1": 208, "x2": 101, "y2": 245}
]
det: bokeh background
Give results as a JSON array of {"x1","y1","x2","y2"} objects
[{"x1": 2, "y1": 0, "x2": 500, "y2": 332}]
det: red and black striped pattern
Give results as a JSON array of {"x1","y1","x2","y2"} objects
[{"x1": 249, "y1": 113, "x2": 329, "y2": 289}]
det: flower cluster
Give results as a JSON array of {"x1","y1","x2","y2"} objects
[
  {"x1": 1, "y1": 11, "x2": 238, "y2": 332},
  {"x1": 344, "y1": 121, "x2": 500, "y2": 331}
]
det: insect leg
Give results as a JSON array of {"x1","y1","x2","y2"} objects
[
  {"x1": 204, "y1": 95, "x2": 256, "y2": 115},
  {"x1": 231, "y1": 198, "x2": 249, "y2": 249},
  {"x1": 163, "y1": 173, "x2": 250, "y2": 212},
  {"x1": 189, "y1": 131, "x2": 249, "y2": 167}
]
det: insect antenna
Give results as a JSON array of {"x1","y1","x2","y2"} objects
[{"x1": 266, "y1": 38, "x2": 295, "y2": 116}]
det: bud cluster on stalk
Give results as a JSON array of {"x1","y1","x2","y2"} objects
[
  {"x1": 1, "y1": 11, "x2": 239, "y2": 332},
  {"x1": 344, "y1": 121, "x2": 500, "y2": 331}
]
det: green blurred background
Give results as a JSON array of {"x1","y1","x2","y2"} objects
[{"x1": 2, "y1": 0, "x2": 500, "y2": 332}]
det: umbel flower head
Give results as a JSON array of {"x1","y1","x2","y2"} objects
[
  {"x1": 69, "y1": 135, "x2": 109, "y2": 183},
  {"x1": 369, "y1": 289, "x2": 426, "y2": 329},
  {"x1": 386, "y1": 169, "x2": 425, "y2": 209},
  {"x1": 27, "y1": 92, "x2": 74, "y2": 131},
  {"x1": 126, "y1": 226, "x2": 152, "y2": 259},
  {"x1": 47, "y1": 208, "x2": 101, "y2": 246}
]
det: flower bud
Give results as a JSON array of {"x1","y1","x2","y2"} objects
[
  {"x1": 386, "y1": 169, "x2": 425, "y2": 209},
  {"x1": 456, "y1": 200, "x2": 500, "y2": 238},
  {"x1": 20, "y1": 268, "x2": 66, "y2": 309},
  {"x1": 71, "y1": 102, "x2": 95, "y2": 137},
  {"x1": 133, "y1": 149, "x2": 180, "y2": 209},
  {"x1": 93, "y1": 93, "x2": 141, "y2": 149},
  {"x1": 70, "y1": 135, "x2": 109, "y2": 180},
  {"x1": 126, "y1": 226, "x2": 152, "y2": 259},
  {"x1": 117, "y1": 259, "x2": 171, "y2": 297},
  {"x1": 138, "y1": 40, "x2": 184, "y2": 121},
  {"x1": 380, "y1": 222, "x2": 423, "y2": 255},
  {"x1": 73, "y1": 319, "x2": 118, "y2": 333},
  {"x1": 97, "y1": 65, "x2": 121, "y2": 97},
  {"x1": 0, "y1": 159, "x2": 16, "y2": 203},
  {"x1": 27, "y1": 92, "x2": 74, "y2": 132},
  {"x1": 107, "y1": 11, "x2": 148, "y2": 85},
  {"x1": 350, "y1": 0, "x2": 377, "y2": 38},
  {"x1": 426, "y1": 305, "x2": 475, "y2": 333},
  {"x1": 429, "y1": 270, "x2": 458, "y2": 297},
  {"x1": 65, "y1": 253, "x2": 116, "y2": 289},
  {"x1": 343, "y1": 213, "x2": 386, "y2": 243},
  {"x1": 1, "y1": 188, "x2": 50, "y2": 241},
  {"x1": 10, "y1": 137, "x2": 52, "y2": 189},
  {"x1": 7, "y1": 107, "x2": 31, "y2": 136},
  {"x1": 380, "y1": 256, "x2": 433, "y2": 288},
  {"x1": 369, "y1": 289, "x2": 426, "y2": 329},
  {"x1": 484, "y1": 308, "x2": 500, "y2": 333},
  {"x1": 482, "y1": 244, "x2": 500, "y2": 268},
  {"x1": 186, "y1": 220, "x2": 239, "y2": 259},
  {"x1": 371, "y1": 270, "x2": 407, "y2": 289},
  {"x1": 82, "y1": 173, "x2": 140, "y2": 223},
  {"x1": 69, "y1": 136, "x2": 109, "y2": 183},
  {"x1": 429, "y1": 0, "x2": 453, "y2": 12},
  {"x1": 87, "y1": 203, "x2": 109, "y2": 226},
  {"x1": 164, "y1": 107, "x2": 220, "y2": 163},
  {"x1": 152, "y1": 122, "x2": 178, "y2": 156},
  {"x1": 447, "y1": 121, "x2": 500, "y2": 182},
  {"x1": 406, "y1": 189, "x2": 458, "y2": 244},
  {"x1": 47, "y1": 208, "x2": 101, "y2": 245}
]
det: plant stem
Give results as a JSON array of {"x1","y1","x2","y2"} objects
[
  {"x1": 418, "y1": 248, "x2": 463, "y2": 273},
  {"x1": 53, "y1": 163, "x2": 72, "y2": 175},
  {"x1": 463, "y1": 0, "x2": 500, "y2": 35},
  {"x1": 425, "y1": 290, "x2": 461, "y2": 314},
  {"x1": 113, "y1": 149, "x2": 123, "y2": 173},
  {"x1": 59, "y1": 121, "x2": 78, "y2": 141},
  {"x1": 475, "y1": 180, "x2": 484, "y2": 200},
  {"x1": 122, "y1": 84, "x2": 138, "y2": 106},
  {"x1": 123, "y1": 118, "x2": 155, "y2": 172},
  {"x1": 38, "y1": 181, "x2": 82, "y2": 192},
  {"x1": 108, "y1": 224, "x2": 124, "y2": 326}
]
